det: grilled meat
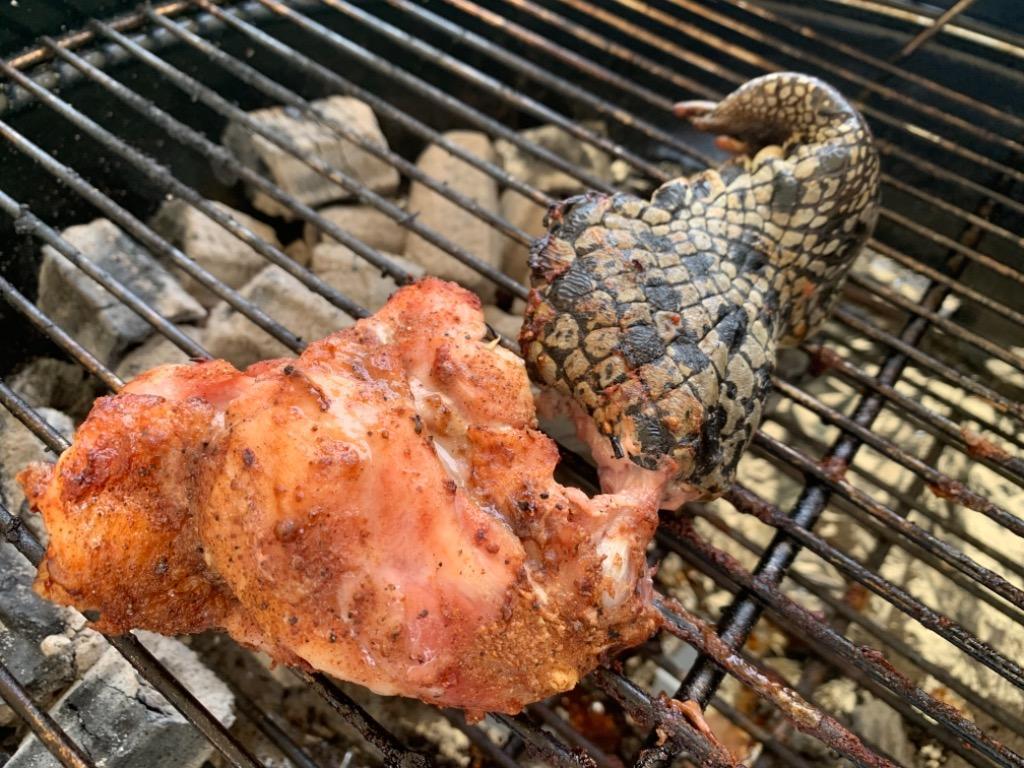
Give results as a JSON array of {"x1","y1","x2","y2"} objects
[
  {"x1": 521, "y1": 73, "x2": 880, "y2": 507},
  {"x1": 19, "y1": 279, "x2": 661, "y2": 715}
]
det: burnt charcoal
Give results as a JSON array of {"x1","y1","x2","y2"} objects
[
  {"x1": 311, "y1": 242, "x2": 423, "y2": 313},
  {"x1": 7, "y1": 359, "x2": 96, "y2": 420},
  {"x1": 204, "y1": 264, "x2": 354, "y2": 369},
  {"x1": 404, "y1": 130, "x2": 503, "y2": 300},
  {"x1": 494, "y1": 122, "x2": 610, "y2": 195},
  {"x1": 0, "y1": 544, "x2": 104, "y2": 727},
  {"x1": 303, "y1": 203, "x2": 408, "y2": 255},
  {"x1": 0, "y1": 407, "x2": 73, "y2": 541},
  {"x1": 37, "y1": 219, "x2": 205, "y2": 365},
  {"x1": 149, "y1": 199, "x2": 281, "y2": 309},
  {"x1": 6, "y1": 632, "x2": 233, "y2": 768},
  {"x1": 223, "y1": 96, "x2": 399, "y2": 219},
  {"x1": 115, "y1": 327, "x2": 202, "y2": 383}
]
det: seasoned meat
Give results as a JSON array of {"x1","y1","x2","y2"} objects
[
  {"x1": 20, "y1": 279, "x2": 661, "y2": 715},
  {"x1": 521, "y1": 73, "x2": 880, "y2": 507}
]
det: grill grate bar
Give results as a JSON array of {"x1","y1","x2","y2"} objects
[
  {"x1": 715, "y1": 0, "x2": 1024, "y2": 131},
  {"x1": 834, "y1": 449, "x2": 1024, "y2": 580},
  {"x1": 0, "y1": 379, "x2": 69, "y2": 456},
  {"x1": 0, "y1": 276, "x2": 125, "y2": 392},
  {"x1": 866, "y1": 238, "x2": 1024, "y2": 331},
  {"x1": 600, "y1": 665, "x2": 770, "y2": 767},
  {"x1": 651, "y1": 0, "x2": 1024, "y2": 157},
  {"x1": 296, "y1": 672, "x2": 431, "y2": 767},
  {"x1": 251, "y1": 0, "x2": 617, "y2": 195},
  {"x1": 493, "y1": 713, "x2": 600, "y2": 768},
  {"x1": 822, "y1": 334, "x2": 1024, "y2": 451},
  {"x1": 706, "y1": 694, "x2": 816, "y2": 768},
  {"x1": 848, "y1": 273, "x2": 1024, "y2": 373},
  {"x1": 879, "y1": 206, "x2": 1024, "y2": 287},
  {"x1": 318, "y1": 0, "x2": 680, "y2": 183},
  {"x1": 656, "y1": 562, "x2": 946, "y2": 768},
  {"x1": 766, "y1": 398, "x2": 1023, "y2": 569},
  {"x1": 442, "y1": 711, "x2": 520, "y2": 768},
  {"x1": 132, "y1": 11, "x2": 533, "y2": 250},
  {"x1": 549, "y1": 0, "x2": 1024, "y2": 217},
  {"x1": 834, "y1": 307, "x2": 1024, "y2": 423},
  {"x1": 876, "y1": 174, "x2": 1022, "y2": 254},
  {"x1": 0, "y1": 659, "x2": 95, "y2": 768},
  {"x1": 486, "y1": 0, "x2": 1024, "y2": 248},
  {"x1": 652, "y1": 597, "x2": 898, "y2": 768},
  {"x1": 380, "y1": 0, "x2": 713, "y2": 169},
  {"x1": 488, "y1": 0, "x2": 721, "y2": 100},
  {"x1": 589, "y1": 668, "x2": 734, "y2": 768},
  {"x1": 802, "y1": 342, "x2": 1024, "y2": 486},
  {"x1": 130, "y1": 10, "x2": 525, "y2": 300},
  {"x1": 444, "y1": 0, "x2": 689, "y2": 112},
  {"x1": 233, "y1": 691, "x2": 324, "y2": 768},
  {"x1": 659, "y1": 526, "x2": 1016, "y2": 768},
  {"x1": 431, "y1": 0, "x2": 1024, "y2": 287},
  {"x1": 527, "y1": 703, "x2": 621, "y2": 768},
  {"x1": 727, "y1": 478, "x2": 1024, "y2": 693},
  {"x1": 658, "y1": 518, "x2": 1024, "y2": 768},
  {"x1": 890, "y1": 0, "x2": 980, "y2": 60},
  {"x1": 758, "y1": 431, "x2": 1024, "y2": 625},
  {"x1": 0, "y1": 498, "x2": 266, "y2": 768},
  {"x1": 770, "y1": 376, "x2": 1024, "y2": 542},
  {"x1": 685, "y1": 506, "x2": 1024, "y2": 737},
  {"x1": 748, "y1": 436, "x2": 1024, "y2": 626},
  {"x1": 0, "y1": 184, "x2": 210, "y2": 359},
  {"x1": 585, "y1": 0, "x2": 1024, "y2": 184}
]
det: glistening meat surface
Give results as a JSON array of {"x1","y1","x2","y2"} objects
[{"x1": 19, "y1": 278, "x2": 661, "y2": 715}]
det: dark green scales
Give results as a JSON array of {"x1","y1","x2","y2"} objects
[{"x1": 521, "y1": 73, "x2": 880, "y2": 502}]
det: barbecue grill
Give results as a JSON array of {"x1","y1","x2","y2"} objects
[{"x1": 0, "y1": 1, "x2": 1021, "y2": 767}]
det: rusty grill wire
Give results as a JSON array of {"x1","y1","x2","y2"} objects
[{"x1": 0, "y1": 1, "x2": 1021, "y2": 767}]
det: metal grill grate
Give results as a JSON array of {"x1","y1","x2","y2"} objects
[{"x1": 0, "y1": 1, "x2": 1021, "y2": 767}]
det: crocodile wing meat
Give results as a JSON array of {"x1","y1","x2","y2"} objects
[
  {"x1": 521, "y1": 72, "x2": 880, "y2": 507},
  {"x1": 19, "y1": 278, "x2": 661, "y2": 715}
]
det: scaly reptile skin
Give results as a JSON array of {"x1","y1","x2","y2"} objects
[{"x1": 520, "y1": 73, "x2": 880, "y2": 505}]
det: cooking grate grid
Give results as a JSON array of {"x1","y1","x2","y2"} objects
[{"x1": 0, "y1": 1, "x2": 1021, "y2": 767}]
